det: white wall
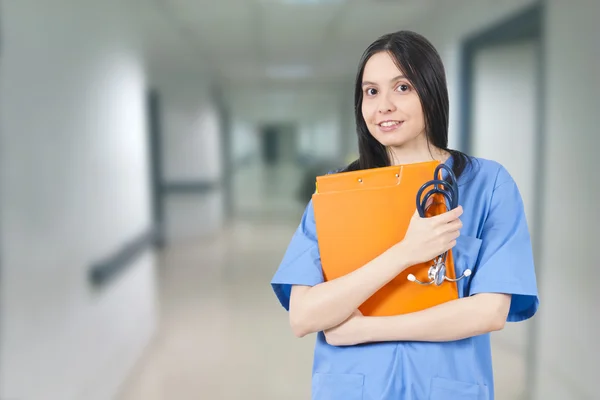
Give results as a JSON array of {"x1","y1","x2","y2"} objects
[
  {"x1": 162, "y1": 102, "x2": 222, "y2": 182},
  {"x1": 534, "y1": 1, "x2": 599, "y2": 399},
  {"x1": 472, "y1": 40, "x2": 538, "y2": 228},
  {"x1": 150, "y1": 73, "x2": 224, "y2": 242},
  {"x1": 0, "y1": 1, "x2": 156, "y2": 399}
]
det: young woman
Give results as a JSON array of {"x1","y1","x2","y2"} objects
[{"x1": 270, "y1": 30, "x2": 539, "y2": 400}]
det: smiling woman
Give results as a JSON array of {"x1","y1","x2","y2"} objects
[{"x1": 271, "y1": 30, "x2": 539, "y2": 400}]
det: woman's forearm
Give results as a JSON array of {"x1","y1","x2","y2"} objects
[
  {"x1": 361, "y1": 293, "x2": 511, "y2": 343},
  {"x1": 289, "y1": 242, "x2": 413, "y2": 337}
]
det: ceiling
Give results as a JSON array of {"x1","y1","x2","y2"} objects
[
  {"x1": 133, "y1": 0, "x2": 538, "y2": 123},
  {"x1": 139, "y1": 0, "x2": 446, "y2": 86}
]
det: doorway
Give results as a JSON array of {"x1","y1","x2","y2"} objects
[{"x1": 259, "y1": 123, "x2": 297, "y2": 165}]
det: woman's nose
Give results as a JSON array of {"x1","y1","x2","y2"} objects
[{"x1": 378, "y1": 94, "x2": 396, "y2": 113}]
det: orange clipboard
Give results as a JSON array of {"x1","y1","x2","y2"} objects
[{"x1": 311, "y1": 160, "x2": 460, "y2": 317}]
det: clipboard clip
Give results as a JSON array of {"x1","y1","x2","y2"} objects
[{"x1": 407, "y1": 255, "x2": 471, "y2": 286}]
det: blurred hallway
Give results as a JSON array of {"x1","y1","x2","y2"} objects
[{"x1": 2, "y1": 1, "x2": 598, "y2": 399}]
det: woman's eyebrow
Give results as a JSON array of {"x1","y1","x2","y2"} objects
[{"x1": 361, "y1": 75, "x2": 407, "y2": 87}]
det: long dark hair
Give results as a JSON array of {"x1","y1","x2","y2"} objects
[{"x1": 345, "y1": 30, "x2": 473, "y2": 181}]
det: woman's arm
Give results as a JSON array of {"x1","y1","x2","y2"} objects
[
  {"x1": 324, "y1": 293, "x2": 511, "y2": 346},
  {"x1": 289, "y1": 206, "x2": 464, "y2": 338},
  {"x1": 289, "y1": 241, "x2": 411, "y2": 338}
]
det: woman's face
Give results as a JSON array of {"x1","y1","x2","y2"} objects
[{"x1": 360, "y1": 51, "x2": 426, "y2": 149}]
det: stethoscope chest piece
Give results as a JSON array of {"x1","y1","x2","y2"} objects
[
  {"x1": 430, "y1": 259, "x2": 446, "y2": 286},
  {"x1": 408, "y1": 258, "x2": 471, "y2": 286}
]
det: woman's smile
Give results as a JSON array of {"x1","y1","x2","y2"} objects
[{"x1": 377, "y1": 120, "x2": 404, "y2": 133}]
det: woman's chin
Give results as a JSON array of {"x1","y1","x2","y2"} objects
[
  {"x1": 372, "y1": 133, "x2": 410, "y2": 148},
  {"x1": 369, "y1": 127, "x2": 423, "y2": 148}
]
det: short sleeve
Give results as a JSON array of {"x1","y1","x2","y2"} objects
[
  {"x1": 271, "y1": 199, "x2": 324, "y2": 311},
  {"x1": 468, "y1": 167, "x2": 539, "y2": 322}
]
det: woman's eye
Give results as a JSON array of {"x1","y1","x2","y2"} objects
[
  {"x1": 397, "y1": 84, "x2": 410, "y2": 92},
  {"x1": 366, "y1": 88, "x2": 377, "y2": 96}
]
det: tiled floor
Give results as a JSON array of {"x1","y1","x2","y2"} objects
[{"x1": 118, "y1": 162, "x2": 530, "y2": 400}]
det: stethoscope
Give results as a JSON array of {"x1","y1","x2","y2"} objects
[{"x1": 407, "y1": 163, "x2": 471, "y2": 286}]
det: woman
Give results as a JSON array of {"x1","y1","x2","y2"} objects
[{"x1": 270, "y1": 30, "x2": 539, "y2": 400}]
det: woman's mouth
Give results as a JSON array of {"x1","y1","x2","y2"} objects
[{"x1": 377, "y1": 120, "x2": 404, "y2": 132}]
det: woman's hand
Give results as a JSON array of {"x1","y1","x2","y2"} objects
[
  {"x1": 323, "y1": 309, "x2": 366, "y2": 346},
  {"x1": 400, "y1": 206, "x2": 463, "y2": 265}
]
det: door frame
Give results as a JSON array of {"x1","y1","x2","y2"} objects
[{"x1": 146, "y1": 88, "x2": 165, "y2": 247}]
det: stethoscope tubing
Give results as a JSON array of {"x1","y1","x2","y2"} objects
[{"x1": 415, "y1": 164, "x2": 459, "y2": 218}]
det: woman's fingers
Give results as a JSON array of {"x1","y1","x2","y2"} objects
[
  {"x1": 431, "y1": 205, "x2": 463, "y2": 224},
  {"x1": 446, "y1": 218, "x2": 463, "y2": 232}
]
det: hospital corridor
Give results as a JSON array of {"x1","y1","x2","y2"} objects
[{"x1": 0, "y1": 1, "x2": 598, "y2": 400}]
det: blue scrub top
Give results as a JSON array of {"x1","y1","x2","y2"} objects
[{"x1": 271, "y1": 157, "x2": 539, "y2": 400}]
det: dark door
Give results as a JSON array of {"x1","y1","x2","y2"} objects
[{"x1": 261, "y1": 125, "x2": 280, "y2": 165}]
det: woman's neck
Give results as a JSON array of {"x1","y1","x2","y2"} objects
[{"x1": 387, "y1": 141, "x2": 450, "y2": 166}]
